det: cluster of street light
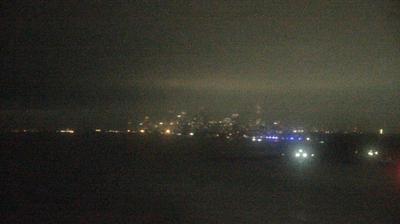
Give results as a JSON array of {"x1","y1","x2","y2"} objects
[
  {"x1": 294, "y1": 149, "x2": 315, "y2": 159},
  {"x1": 367, "y1": 149, "x2": 379, "y2": 157},
  {"x1": 251, "y1": 135, "x2": 313, "y2": 142}
]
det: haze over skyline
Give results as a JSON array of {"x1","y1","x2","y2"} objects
[{"x1": 2, "y1": 1, "x2": 400, "y2": 131}]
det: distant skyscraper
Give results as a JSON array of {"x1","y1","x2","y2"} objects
[{"x1": 255, "y1": 104, "x2": 262, "y2": 126}]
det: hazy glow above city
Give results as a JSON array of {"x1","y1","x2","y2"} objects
[{"x1": 1, "y1": 0, "x2": 399, "y2": 132}]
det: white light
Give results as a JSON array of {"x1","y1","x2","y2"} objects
[
  {"x1": 257, "y1": 139, "x2": 262, "y2": 142},
  {"x1": 299, "y1": 149, "x2": 303, "y2": 153},
  {"x1": 368, "y1": 150, "x2": 373, "y2": 156},
  {"x1": 139, "y1": 129, "x2": 145, "y2": 133},
  {"x1": 302, "y1": 153, "x2": 308, "y2": 158},
  {"x1": 252, "y1": 138, "x2": 256, "y2": 142},
  {"x1": 295, "y1": 153, "x2": 300, "y2": 157},
  {"x1": 306, "y1": 137, "x2": 311, "y2": 141},
  {"x1": 189, "y1": 132, "x2": 194, "y2": 136},
  {"x1": 165, "y1": 129, "x2": 171, "y2": 134},
  {"x1": 311, "y1": 154, "x2": 315, "y2": 157},
  {"x1": 159, "y1": 122, "x2": 164, "y2": 125},
  {"x1": 374, "y1": 151, "x2": 378, "y2": 155},
  {"x1": 379, "y1": 129, "x2": 384, "y2": 135},
  {"x1": 60, "y1": 129, "x2": 74, "y2": 134},
  {"x1": 95, "y1": 129, "x2": 101, "y2": 132}
]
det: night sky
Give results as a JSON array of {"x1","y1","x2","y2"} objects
[{"x1": 2, "y1": 1, "x2": 400, "y2": 131}]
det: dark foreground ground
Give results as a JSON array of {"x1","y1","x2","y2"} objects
[{"x1": 2, "y1": 134, "x2": 400, "y2": 223}]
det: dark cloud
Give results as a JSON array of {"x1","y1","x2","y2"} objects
[{"x1": 2, "y1": 0, "x2": 400, "y2": 131}]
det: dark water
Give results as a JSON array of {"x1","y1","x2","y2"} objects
[{"x1": 2, "y1": 134, "x2": 400, "y2": 223}]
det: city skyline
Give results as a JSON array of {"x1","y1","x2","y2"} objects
[{"x1": 4, "y1": 108, "x2": 392, "y2": 134}]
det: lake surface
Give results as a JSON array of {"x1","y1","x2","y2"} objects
[{"x1": 2, "y1": 134, "x2": 400, "y2": 223}]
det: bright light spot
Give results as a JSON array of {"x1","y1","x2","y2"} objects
[
  {"x1": 295, "y1": 153, "x2": 300, "y2": 157},
  {"x1": 302, "y1": 153, "x2": 308, "y2": 158},
  {"x1": 374, "y1": 151, "x2": 379, "y2": 155},
  {"x1": 176, "y1": 133, "x2": 182, "y2": 136},
  {"x1": 379, "y1": 129, "x2": 384, "y2": 135},
  {"x1": 257, "y1": 138, "x2": 262, "y2": 142},
  {"x1": 299, "y1": 149, "x2": 303, "y2": 153},
  {"x1": 252, "y1": 138, "x2": 256, "y2": 142},
  {"x1": 126, "y1": 129, "x2": 131, "y2": 133},
  {"x1": 189, "y1": 132, "x2": 194, "y2": 136},
  {"x1": 165, "y1": 129, "x2": 171, "y2": 134},
  {"x1": 159, "y1": 122, "x2": 164, "y2": 125},
  {"x1": 177, "y1": 115, "x2": 182, "y2": 118},
  {"x1": 60, "y1": 129, "x2": 74, "y2": 134},
  {"x1": 306, "y1": 137, "x2": 311, "y2": 141},
  {"x1": 311, "y1": 154, "x2": 315, "y2": 157},
  {"x1": 139, "y1": 129, "x2": 145, "y2": 133},
  {"x1": 320, "y1": 141, "x2": 325, "y2": 144},
  {"x1": 95, "y1": 129, "x2": 101, "y2": 132},
  {"x1": 368, "y1": 150, "x2": 374, "y2": 156}
]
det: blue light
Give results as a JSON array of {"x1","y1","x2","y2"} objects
[{"x1": 289, "y1": 137, "x2": 294, "y2": 140}]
